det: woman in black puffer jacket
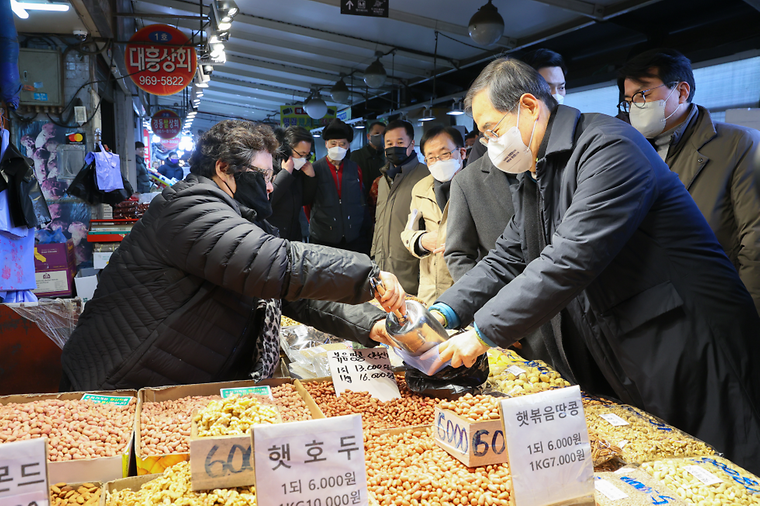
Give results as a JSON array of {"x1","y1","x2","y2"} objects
[{"x1": 60, "y1": 120, "x2": 405, "y2": 391}]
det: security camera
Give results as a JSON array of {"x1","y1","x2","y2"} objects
[{"x1": 73, "y1": 30, "x2": 88, "y2": 41}]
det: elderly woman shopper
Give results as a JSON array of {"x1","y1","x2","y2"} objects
[{"x1": 60, "y1": 120, "x2": 405, "y2": 391}]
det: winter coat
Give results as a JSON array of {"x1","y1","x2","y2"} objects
[
  {"x1": 400, "y1": 175, "x2": 454, "y2": 306},
  {"x1": 269, "y1": 166, "x2": 315, "y2": 241},
  {"x1": 371, "y1": 157, "x2": 429, "y2": 295},
  {"x1": 665, "y1": 105, "x2": 760, "y2": 313},
  {"x1": 306, "y1": 157, "x2": 365, "y2": 246},
  {"x1": 61, "y1": 174, "x2": 384, "y2": 391},
  {"x1": 350, "y1": 144, "x2": 386, "y2": 200},
  {"x1": 436, "y1": 105, "x2": 760, "y2": 474},
  {"x1": 158, "y1": 161, "x2": 183, "y2": 181},
  {"x1": 135, "y1": 157, "x2": 151, "y2": 193},
  {"x1": 444, "y1": 154, "x2": 517, "y2": 282}
]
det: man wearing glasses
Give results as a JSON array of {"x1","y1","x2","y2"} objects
[
  {"x1": 400, "y1": 126, "x2": 465, "y2": 306},
  {"x1": 618, "y1": 48, "x2": 760, "y2": 313},
  {"x1": 427, "y1": 57, "x2": 760, "y2": 474}
]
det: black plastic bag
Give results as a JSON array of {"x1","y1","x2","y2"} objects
[
  {"x1": 0, "y1": 144, "x2": 51, "y2": 228},
  {"x1": 66, "y1": 161, "x2": 133, "y2": 206},
  {"x1": 405, "y1": 353, "x2": 490, "y2": 396}
]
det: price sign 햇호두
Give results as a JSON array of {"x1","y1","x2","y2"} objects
[
  {"x1": 327, "y1": 348, "x2": 400, "y2": 402},
  {"x1": 0, "y1": 439, "x2": 49, "y2": 506},
  {"x1": 253, "y1": 414, "x2": 368, "y2": 506},
  {"x1": 500, "y1": 386, "x2": 594, "y2": 506}
]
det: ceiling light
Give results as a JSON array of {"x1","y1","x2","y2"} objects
[
  {"x1": 354, "y1": 123, "x2": 365, "y2": 130},
  {"x1": 447, "y1": 100, "x2": 465, "y2": 116},
  {"x1": 364, "y1": 54, "x2": 386, "y2": 89},
  {"x1": 468, "y1": 0, "x2": 504, "y2": 47},
  {"x1": 312, "y1": 132, "x2": 321, "y2": 138},
  {"x1": 304, "y1": 92, "x2": 327, "y2": 119},
  {"x1": 419, "y1": 107, "x2": 435, "y2": 122},
  {"x1": 10, "y1": 0, "x2": 29, "y2": 18},
  {"x1": 15, "y1": 1, "x2": 70, "y2": 11},
  {"x1": 151, "y1": 135, "x2": 160, "y2": 143},
  {"x1": 213, "y1": 0, "x2": 238, "y2": 23},
  {"x1": 196, "y1": 81, "x2": 209, "y2": 88},
  {"x1": 331, "y1": 79, "x2": 350, "y2": 104}
]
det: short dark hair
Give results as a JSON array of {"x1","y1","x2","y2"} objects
[
  {"x1": 135, "y1": 141, "x2": 145, "y2": 149},
  {"x1": 420, "y1": 126, "x2": 464, "y2": 155},
  {"x1": 465, "y1": 58, "x2": 557, "y2": 115},
  {"x1": 189, "y1": 119, "x2": 278, "y2": 178},
  {"x1": 617, "y1": 48, "x2": 696, "y2": 102},
  {"x1": 522, "y1": 48, "x2": 568, "y2": 76},
  {"x1": 464, "y1": 131, "x2": 478, "y2": 141},
  {"x1": 274, "y1": 125, "x2": 313, "y2": 161},
  {"x1": 367, "y1": 121, "x2": 386, "y2": 134},
  {"x1": 385, "y1": 119, "x2": 414, "y2": 141}
]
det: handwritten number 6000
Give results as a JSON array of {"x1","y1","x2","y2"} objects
[{"x1": 205, "y1": 444, "x2": 252, "y2": 477}]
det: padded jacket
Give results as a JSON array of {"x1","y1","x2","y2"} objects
[{"x1": 61, "y1": 174, "x2": 383, "y2": 391}]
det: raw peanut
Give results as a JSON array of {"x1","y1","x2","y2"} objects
[
  {"x1": 193, "y1": 396, "x2": 280, "y2": 437},
  {"x1": 438, "y1": 394, "x2": 502, "y2": 422}
]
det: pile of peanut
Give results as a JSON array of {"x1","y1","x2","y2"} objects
[
  {"x1": 0, "y1": 398, "x2": 135, "y2": 461},
  {"x1": 194, "y1": 395, "x2": 280, "y2": 437},
  {"x1": 641, "y1": 457, "x2": 760, "y2": 505},
  {"x1": 50, "y1": 483, "x2": 101, "y2": 506},
  {"x1": 365, "y1": 428, "x2": 512, "y2": 506},
  {"x1": 140, "y1": 395, "x2": 221, "y2": 456},
  {"x1": 107, "y1": 461, "x2": 256, "y2": 506},
  {"x1": 595, "y1": 468, "x2": 688, "y2": 506},
  {"x1": 304, "y1": 378, "x2": 436, "y2": 429},
  {"x1": 437, "y1": 394, "x2": 502, "y2": 422},
  {"x1": 585, "y1": 403, "x2": 715, "y2": 464},
  {"x1": 271, "y1": 383, "x2": 313, "y2": 422},
  {"x1": 486, "y1": 349, "x2": 570, "y2": 397}
]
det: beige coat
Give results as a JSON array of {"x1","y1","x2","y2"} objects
[{"x1": 400, "y1": 175, "x2": 455, "y2": 306}]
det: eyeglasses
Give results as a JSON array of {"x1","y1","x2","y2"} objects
[
  {"x1": 292, "y1": 147, "x2": 310, "y2": 159},
  {"x1": 618, "y1": 81, "x2": 679, "y2": 114},
  {"x1": 242, "y1": 164, "x2": 274, "y2": 184},
  {"x1": 480, "y1": 111, "x2": 511, "y2": 145},
  {"x1": 425, "y1": 149, "x2": 458, "y2": 165}
]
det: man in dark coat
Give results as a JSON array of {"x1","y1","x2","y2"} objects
[
  {"x1": 431, "y1": 58, "x2": 760, "y2": 474},
  {"x1": 157, "y1": 151, "x2": 183, "y2": 181},
  {"x1": 60, "y1": 120, "x2": 405, "y2": 391},
  {"x1": 135, "y1": 141, "x2": 151, "y2": 193}
]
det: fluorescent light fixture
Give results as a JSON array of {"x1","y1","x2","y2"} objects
[
  {"x1": 10, "y1": 0, "x2": 29, "y2": 17},
  {"x1": 419, "y1": 107, "x2": 435, "y2": 122},
  {"x1": 354, "y1": 124, "x2": 365, "y2": 129},
  {"x1": 16, "y1": 0, "x2": 70, "y2": 11},
  {"x1": 217, "y1": 20, "x2": 231, "y2": 30},
  {"x1": 447, "y1": 100, "x2": 465, "y2": 116}
]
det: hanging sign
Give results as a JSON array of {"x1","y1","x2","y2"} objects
[
  {"x1": 0, "y1": 438, "x2": 49, "y2": 506},
  {"x1": 125, "y1": 24, "x2": 197, "y2": 96},
  {"x1": 252, "y1": 415, "x2": 369, "y2": 506},
  {"x1": 340, "y1": 0, "x2": 388, "y2": 17},
  {"x1": 327, "y1": 348, "x2": 400, "y2": 402},
  {"x1": 500, "y1": 386, "x2": 595, "y2": 506},
  {"x1": 280, "y1": 105, "x2": 336, "y2": 129},
  {"x1": 151, "y1": 110, "x2": 182, "y2": 140}
]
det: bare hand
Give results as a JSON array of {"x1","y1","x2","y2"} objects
[
  {"x1": 420, "y1": 231, "x2": 439, "y2": 253},
  {"x1": 436, "y1": 329, "x2": 490, "y2": 368},
  {"x1": 282, "y1": 157, "x2": 295, "y2": 174},
  {"x1": 301, "y1": 161, "x2": 315, "y2": 177},
  {"x1": 369, "y1": 320, "x2": 397, "y2": 347},
  {"x1": 432, "y1": 243, "x2": 445, "y2": 255},
  {"x1": 375, "y1": 271, "x2": 406, "y2": 316}
]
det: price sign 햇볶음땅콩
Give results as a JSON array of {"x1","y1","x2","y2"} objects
[
  {"x1": 500, "y1": 386, "x2": 594, "y2": 506},
  {"x1": 252, "y1": 414, "x2": 368, "y2": 506},
  {"x1": 327, "y1": 348, "x2": 400, "y2": 402},
  {"x1": 0, "y1": 439, "x2": 49, "y2": 506}
]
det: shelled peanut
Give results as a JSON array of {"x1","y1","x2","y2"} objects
[
  {"x1": 271, "y1": 383, "x2": 313, "y2": 422},
  {"x1": 437, "y1": 393, "x2": 502, "y2": 422},
  {"x1": 641, "y1": 457, "x2": 760, "y2": 505},
  {"x1": 585, "y1": 403, "x2": 715, "y2": 464},
  {"x1": 486, "y1": 348, "x2": 570, "y2": 396},
  {"x1": 50, "y1": 482, "x2": 101, "y2": 506},
  {"x1": 304, "y1": 378, "x2": 436, "y2": 429},
  {"x1": 595, "y1": 468, "x2": 688, "y2": 506},
  {"x1": 140, "y1": 395, "x2": 221, "y2": 455},
  {"x1": 107, "y1": 461, "x2": 256, "y2": 506},
  {"x1": 365, "y1": 428, "x2": 512, "y2": 506},
  {"x1": 0, "y1": 398, "x2": 135, "y2": 461},
  {"x1": 194, "y1": 395, "x2": 280, "y2": 436},
  {"x1": 281, "y1": 315, "x2": 300, "y2": 327}
]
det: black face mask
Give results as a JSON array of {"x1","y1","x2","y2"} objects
[
  {"x1": 369, "y1": 134, "x2": 383, "y2": 149},
  {"x1": 230, "y1": 170, "x2": 272, "y2": 221},
  {"x1": 385, "y1": 146, "x2": 412, "y2": 166}
]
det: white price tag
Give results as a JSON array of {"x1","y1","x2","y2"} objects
[
  {"x1": 252, "y1": 415, "x2": 368, "y2": 506},
  {"x1": 0, "y1": 439, "x2": 49, "y2": 506},
  {"x1": 327, "y1": 348, "x2": 400, "y2": 402},
  {"x1": 500, "y1": 386, "x2": 594, "y2": 506},
  {"x1": 599, "y1": 413, "x2": 629, "y2": 426},
  {"x1": 506, "y1": 365, "x2": 527, "y2": 376},
  {"x1": 684, "y1": 465, "x2": 723, "y2": 486},
  {"x1": 594, "y1": 478, "x2": 629, "y2": 500}
]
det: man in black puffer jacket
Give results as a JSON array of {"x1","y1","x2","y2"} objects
[{"x1": 60, "y1": 120, "x2": 406, "y2": 391}]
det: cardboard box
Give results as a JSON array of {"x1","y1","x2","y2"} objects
[
  {"x1": 101, "y1": 474, "x2": 159, "y2": 506},
  {"x1": 49, "y1": 481, "x2": 102, "y2": 506},
  {"x1": 433, "y1": 406, "x2": 508, "y2": 467},
  {"x1": 0, "y1": 390, "x2": 137, "y2": 484},
  {"x1": 33, "y1": 242, "x2": 76, "y2": 297},
  {"x1": 135, "y1": 378, "x2": 323, "y2": 477}
]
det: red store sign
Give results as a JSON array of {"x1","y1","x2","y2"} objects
[
  {"x1": 151, "y1": 109, "x2": 182, "y2": 139},
  {"x1": 125, "y1": 24, "x2": 197, "y2": 96}
]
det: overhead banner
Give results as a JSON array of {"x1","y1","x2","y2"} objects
[
  {"x1": 280, "y1": 105, "x2": 336, "y2": 129},
  {"x1": 125, "y1": 24, "x2": 197, "y2": 96}
]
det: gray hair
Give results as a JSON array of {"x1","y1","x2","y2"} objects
[{"x1": 465, "y1": 57, "x2": 557, "y2": 115}]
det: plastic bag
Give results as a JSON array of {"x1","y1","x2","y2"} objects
[
  {"x1": 67, "y1": 160, "x2": 133, "y2": 206},
  {"x1": 486, "y1": 347, "x2": 571, "y2": 396},
  {"x1": 404, "y1": 352, "x2": 489, "y2": 396},
  {"x1": 595, "y1": 467, "x2": 688, "y2": 506},
  {"x1": 279, "y1": 325, "x2": 352, "y2": 379},
  {"x1": 6, "y1": 298, "x2": 82, "y2": 349},
  {"x1": 87, "y1": 147, "x2": 124, "y2": 192}
]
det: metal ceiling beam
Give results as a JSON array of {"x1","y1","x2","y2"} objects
[
  {"x1": 744, "y1": 0, "x2": 760, "y2": 10},
  {"x1": 303, "y1": 0, "x2": 515, "y2": 47},
  {"x1": 223, "y1": 43, "x2": 357, "y2": 77},
  {"x1": 219, "y1": 53, "x2": 343, "y2": 82},
  {"x1": 215, "y1": 60, "x2": 316, "y2": 89},
  {"x1": 209, "y1": 78, "x2": 308, "y2": 101},
  {"x1": 201, "y1": 89, "x2": 286, "y2": 107},
  {"x1": 210, "y1": 76, "x2": 309, "y2": 99},
  {"x1": 600, "y1": 0, "x2": 666, "y2": 19},
  {"x1": 530, "y1": 0, "x2": 604, "y2": 19}
]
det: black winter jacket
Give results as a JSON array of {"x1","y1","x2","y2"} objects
[
  {"x1": 61, "y1": 174, "x2": 384, "y2": 391},
  {"x1": 437, "y1": 106, "x2": 760, "y2": 474},
  {"x1": 269, "y1": 166, "x2": 315, "y2": 241}
]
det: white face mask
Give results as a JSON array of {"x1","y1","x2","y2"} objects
[
  {"x1": 428, "y1": 157, "x2": 462, "y2": 182},
  {"x1": 552, "y1": 93, "x2": 565, "y2": 105},
  {"x1": 327, "y1": 146, "x2": 347, "y2": 161},
  {"x1": 629, "y1": 85, "x2": 682, "y2": 139},
  {"x1": 293, "y1": 157, "x2": 307, "y2": 170},
  {"x1": 487, "y1": 105, "x2": 538, "y2": 175}
]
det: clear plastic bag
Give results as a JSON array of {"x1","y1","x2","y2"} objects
[
  {"x1": 5, "y1": 297, "x2": 82, "y2": 349},
  {"x1": 279, "y1": 325, "x2": 352, "y2": 379}
]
